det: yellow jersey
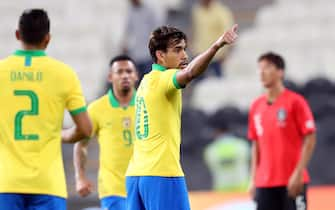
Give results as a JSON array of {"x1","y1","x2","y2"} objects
[
  {"x1": 89, "y1": 89, "x2": 135, "y2": 198},
  {"x1": 126, "y1": 64, "x2": 184, "y2": 177},
  {"x1": 0, "y1": 50, "x2": 86, "y2": 198}
]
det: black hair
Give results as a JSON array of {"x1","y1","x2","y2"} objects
[
  {"x1": 258, "y1": 52, "x2": 285, "y2": 70},
  {"x1": 148, "y1": 26, "x2": 187, "y2": 62},
  {"x1": 19, "y1": 9, "x2": 50, "y2": 45},
  {"x1": 109, "y1": 54, "x2": 136, "y2": 68}
]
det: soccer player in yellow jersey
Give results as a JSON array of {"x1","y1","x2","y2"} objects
[
  {"x1": 126, "y1": 25, "x2": 238, "y2": 210},
  {"x1": 0, "y1": 9, "x2": 92, "y2": 210},
  {"x1": 62, "y1": 55, "x2": 138, "y2": 210}
]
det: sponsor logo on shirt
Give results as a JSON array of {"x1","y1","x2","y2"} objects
[
  {"x1": 277, "y1": 108, "x2": 287, "y2": 127},
  {"x1": 123, "y1": 117, "x2": 131, "y2": 129}
]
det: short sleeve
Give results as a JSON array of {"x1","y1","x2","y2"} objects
[
  {"x1": 161, "y1": 69, "x2": 184, "y2": 94},
  {"x1": 248, "y1": 105, "x2": 258, "y2": 141},
  {"x1": 294, "y1": 96, "x2": 316, "y2": 136},
  {"x1": 87, "y1": 104, "x2": 99, "y2": 137},
  {"x1": 65, "y1": 71, "x2": 87, "y2": 115}
]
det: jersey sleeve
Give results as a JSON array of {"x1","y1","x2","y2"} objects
[
  {"x1": 248, "y1": 103, "x2": 258, "y2": 141},
  {"x1": 160, "y1": 69, "x2": 185, "y2": 94},
  {"x1": 294, "y1": 96, "x2": 316, "y2": 136},
  {"x1": 65, "y1": 70, "x2": 87, "y2": 115},
  {"x1": 87, "y1": 103, "x2": 99, "y2": 138}
]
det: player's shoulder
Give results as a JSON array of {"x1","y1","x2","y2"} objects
[
  {"x1": 285, "y1": 89, "x2": 307, "y2": 103},
  {"x1": 0, "y1": 58, "x2": 6, "y2": 67},
  {"x1": 250, "y1": 94, "x2": 266, "y2": 109},
  {"x1": 146, "y1": 69, "x2": 176, "y2": 82},
  {"x1": 0, "y1": 55, "x2": 15, "y2": 67},
  {"x1": 45, "y1": 56, "x2": 77, "y2": 75},
  {"x1": 88, "y1": 94, "x2": 108, "y2": 111},
  {"x1": 161, "y1": 68, "x2": 178, "y2": 77}
]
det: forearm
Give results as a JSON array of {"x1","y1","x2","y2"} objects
[
  {"x1": 62, "y1": 126, "x2": 88, "y2": 144},
  {"x1": 250, "y1": 141, "x2": 258, "y2": 181},
  {"x1": 178, "y1": 44, "x2": 222, "y2": 85},
  {"x1": 295, "y1": 133, "x2": 316, "y2": 173},
  {"x1": 74, "y1": 141, "x2": 88, "y2": 179}
]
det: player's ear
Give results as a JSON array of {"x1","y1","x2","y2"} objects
[
  {"x1": 43, "y1": 33, "x2": 51, "y2": 48},
  {"x1": 155, "y1": 50, "x2": 165, "y2": 63},
  {"x1": 15, "y1": 30, "x2": 21, "y2": 41},
  {"x1": 108, "y1": 68, "x2": 113, "y2": 83}
]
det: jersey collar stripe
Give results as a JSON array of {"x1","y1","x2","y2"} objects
[
  {"x1": 152, "y1": 63, "x2": 166, "y2": 72},
  {"x1": 14, "y1": 50, "x2": 46, "y2": 57}
]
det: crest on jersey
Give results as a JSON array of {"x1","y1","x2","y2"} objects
[
  {"x1": 277, "y1": 108, "x2": 287, "y2": 122},
  {"x1": 123, "y1": 117, "x2": 131, "y2": 129}
]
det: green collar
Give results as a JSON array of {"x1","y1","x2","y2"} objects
[
  {"x1": 14, "y1": 50, "x2": 46, "y2": 57},
  {"x1": 108, "y1": 89, "x2": 136, "y2": 108},
  {"x1": 152, "y1": 63, "x2": 167, "y2": 72}
]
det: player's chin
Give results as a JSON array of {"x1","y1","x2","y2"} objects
[
  {"x1": 262, "y1": 82, "x2": 272, "y2": 88},
  {"x1": 121, "y1": 86, "x2": 131, "y2": 92}
]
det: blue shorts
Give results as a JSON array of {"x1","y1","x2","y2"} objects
[
  {"x1": 0, "y1": 193, "x2": 66, "y2": 210},
  {"x1": 101, "y1": 195, "x2": 126, "y2": 210},
  {"x1": 126, "y1": 176, "x2": 190, "y2": 210}
]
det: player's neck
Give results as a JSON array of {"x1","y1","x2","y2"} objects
[
  {"x1": 266, "y1": 83, "x2": 285, "y2": 103},
  {"x1": 113, "y1": 89, "x2": 134, "y2": 107},
  {"x1": 21, "y1": 43, "x2": 46, "y2": 51}
]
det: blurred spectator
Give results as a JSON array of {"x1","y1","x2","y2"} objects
[
  {"x1": 122, "y1": 0, "x2": 160, "y2": 81},
  {"x1": 204, "y1": 113, "x2": 250, "y2": 191},
  {"x1": 191, "y1": 0, "x2": 234, "y2": 78}
]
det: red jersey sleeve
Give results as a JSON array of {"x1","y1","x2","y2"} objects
[
  {"x1": 294, "y1": 95, "x2": 316, "y2": 136},
  {"x1": 248, "y1": 103, "x2": 258, "y2": 141}
]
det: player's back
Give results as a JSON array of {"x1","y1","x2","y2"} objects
[{"x1": 0, "y1": 50, "x2": 86, "y2": 198}]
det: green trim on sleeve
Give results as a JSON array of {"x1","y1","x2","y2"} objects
[
  {"x1": 70, "y1": 106, "x2": 87, "y2": 115},
  {"x1": 173, "y1": 71, "x2": 185, "y2": 89}
]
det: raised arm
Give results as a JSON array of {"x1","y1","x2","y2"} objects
[{"x1": 176, "y1": 24, "x2": 238, "y2": 86}]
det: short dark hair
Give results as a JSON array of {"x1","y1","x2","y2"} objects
[
  {"x1": 109, "y1": 55, "x2": 136, "y2": 67},
  {"x1": 149, "y1": 26, "x2": 187, "y2": 62},
  {"x1": 19, "y1": 9, "x2": 50, "y2": 45},
  {"x1": 258, "y1": 52, "x2": 285, "y2": 70}
]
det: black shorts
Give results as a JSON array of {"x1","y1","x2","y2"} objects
[{"x1": 255, "y1": 185, "x2": 307, "y2": 210}]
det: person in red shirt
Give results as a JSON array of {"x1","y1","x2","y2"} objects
[{"x1": 248, "y1": 52, "x2": 316, "y2": 210}]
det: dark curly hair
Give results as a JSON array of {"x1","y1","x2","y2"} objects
[{"x1": 148, "y1": 26, "x2": 187, "y2": 62}]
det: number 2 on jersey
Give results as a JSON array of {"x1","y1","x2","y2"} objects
[{"x1": 14, "y1": 90, "x2": 39, "y2": 140}]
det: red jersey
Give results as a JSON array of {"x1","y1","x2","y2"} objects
[{"x1": 248, "y1": 89, "x2": 316, "y2": 187}]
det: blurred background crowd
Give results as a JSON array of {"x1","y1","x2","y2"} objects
[{"x1": 1, "y1": 0, "x2": 334, "y2": 209}]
